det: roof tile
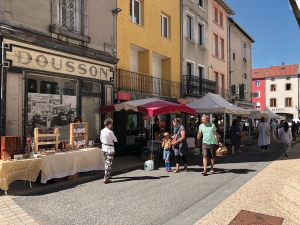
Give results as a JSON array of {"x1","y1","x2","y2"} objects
[
  {"x1": 252, "y1": 68, "x2": 269, "y2": 79},
  {"x1": 266, "y1": 64, "x2": 298, "y2": 77}
]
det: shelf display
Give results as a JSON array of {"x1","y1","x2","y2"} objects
[
  {"x1": 34, "y1": 127, "x2": 60, "y2": 153},
  {"x1": 69, "y1": 122, "x2": 89, "y2": 150}
]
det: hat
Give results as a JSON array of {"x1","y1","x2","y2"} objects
[{"x1": 163, "y1": 132, "x2": 170, "y2": 136}]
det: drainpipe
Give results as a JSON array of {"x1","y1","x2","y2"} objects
[
  {"x1": 0, "y1": 34, "x2": 4, "y2": 136},
  {"x1": 180, "y1": 0, "x2": 183, "y2": 98}
]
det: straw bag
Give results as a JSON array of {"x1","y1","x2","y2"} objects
[
  {"x1": 266, "y1": 129, "x2": 271, "y2": 136},
  {"x1": 238, "y1": 131, "x2": 246, "y2": 138},
  {"x1": 216, "y1": 146, "x2": 227, "y2": 157}
]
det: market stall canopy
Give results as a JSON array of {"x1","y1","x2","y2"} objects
[
  {"x1": 99, "y1": 98, "x2": 196, "y2": 117},
  {"x1": 186, "y1": 92, "x2": 250, "y2": 115},
  {"x1": 263, "y1": 107, "x2": 280, "y2": 119},
  {"x1": 249, "y1": 109, "x2": 270, "y2": 119}
]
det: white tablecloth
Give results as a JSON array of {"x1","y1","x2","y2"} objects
[{"x1": 40, "y1": 148, "x2": 105, "y2": 184}]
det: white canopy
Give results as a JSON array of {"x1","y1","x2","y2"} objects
[
  {"x1": 186, "y1": 92, "x2": 250, "y2": 115},
  {"x1": 263, "y1": 107, "x2": 280, "y2": 119},
  {"x1": 249, "y1": 109, "x2": 270, "y2": 119}
]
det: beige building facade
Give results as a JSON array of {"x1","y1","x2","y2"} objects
[
  {"x1": 207, "y1": 0, "x2": 234, "y2": 100},
  {"x1": 228, "y1": 17, "x2": 255, "y2": 109},
  {"x1": 0, "y1": 0, "x2": 118, "y2": 146}
]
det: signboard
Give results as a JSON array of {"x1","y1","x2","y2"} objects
[
  {"x1": 115, "y1": 92, "x2": 131, "y2": 100},
  {"x1": 3, "y1": 39, "x2": 114, "y2": 82},
  {"x1": 159, "y1": 122, "x2": 166, "y2": 127},
  {"x1": 143, "y1": 115, "x2": 151, "y2": 120}
]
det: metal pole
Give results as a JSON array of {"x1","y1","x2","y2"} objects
[
  {"x1": 223, "y1": 113, "x2": 226, "y2": 146},
  {"x1": 248, "y1": 116, "x2": 251, "y2": 145}
]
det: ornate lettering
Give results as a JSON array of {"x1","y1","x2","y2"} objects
[
  {"x1": 51, "y1": 58, "x2": 62, "y2": 70},
  {"x1": 36, "y1": 55, "x2": 48, "y2": 67},
  {"x1": 17, "y1": 51, "x2": 32, "y2": 64}
]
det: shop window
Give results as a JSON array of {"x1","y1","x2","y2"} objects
[
  {"x1": 82, "y1": 81, "x2": 101, "y2": 93},
  {"x1": 286, "y1": 83, "x2": 291, "y2": 90},
  {"x1": 28, "y1": 79, "x2": 37, "y2": 93},
  {"x1": 40, "y1": 81, "x2": 59, "y2": 95},
  {"x1": 270, "y1": 98, "x2": 277, "y2": 107},
  {"x1": 270, "y1": 84, "x2": 276, "y2": 91}
]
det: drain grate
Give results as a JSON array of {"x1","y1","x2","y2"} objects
[{"x1": 229, "y1": 210, "x2": 284, "y2": 225}]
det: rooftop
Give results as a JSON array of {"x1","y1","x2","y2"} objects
[
  {"x1": 252, "y1": 68, "x2": 269, "y2": 79},
  {"x1": 266, "y1": 64, "x2": 299, "y2": 77},
  {"x1": 215, "y1": 0, "x2": 235, "y2": 15}
]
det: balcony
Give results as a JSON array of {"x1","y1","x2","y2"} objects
[
  {"x1": 116, "y1": 69, "x2": 181, "y2": 98},
  {"x1": 182, "y1": 75, "x2": 216, "y2": 97}
]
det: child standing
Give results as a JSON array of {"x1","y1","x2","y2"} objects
[{"x1": 162, "y1": 132, "x2": 172, "y2": 172}]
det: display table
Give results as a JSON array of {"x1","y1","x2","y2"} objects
[
  {"x1": 40, "y1": 147, "x2": 105, "y2": 184},
  {"x1": 0, "y1": 158, "x2": 44, "y2": 192}
]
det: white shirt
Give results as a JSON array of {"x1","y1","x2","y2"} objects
[
  {"x1": 100, "y1": 127, "x2": 118, "y2": 153},
  {"x1": 278, "y1": 127, "x2": 292, "y2": 144}
]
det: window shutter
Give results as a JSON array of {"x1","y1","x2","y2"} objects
[
  {"x1": 61, "y1": 0, "x2": 67, "y2": 28},
  {"x1": 69, "y1": 0, "x2": 75, "y2": 31}
]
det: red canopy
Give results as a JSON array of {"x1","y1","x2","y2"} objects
[{"x1": 99, "y1": 98, "x2": 195, "y2": 117}]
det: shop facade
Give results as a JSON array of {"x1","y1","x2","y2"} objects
[{"x1": 1, "y1": 27, "x2": 118, "y2": 148}]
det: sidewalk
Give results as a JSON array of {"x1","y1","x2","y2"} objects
[{"x1": 195, "y1": 141, "x2": 300, "y2": 225}]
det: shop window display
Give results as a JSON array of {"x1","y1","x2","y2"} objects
[{"x1": 27, "y1": 74, "x2": 77, "y2": 141}]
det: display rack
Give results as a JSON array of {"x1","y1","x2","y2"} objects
[
  {"x1": 69, "y1": 122, "x2": 89, "y2": 150},
  {"x1": 34, "y1": 127, "x2": 60, "y2": 153}
]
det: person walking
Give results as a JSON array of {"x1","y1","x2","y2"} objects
[
  {"x1": 100, "y1": 118, "x2": 118, "y2": 184},
  {"x1": 258, "y1": 117, "x2": 270, "y2": 155},
  {"x1": 237, "y1": 116, "x2": 244, "y2": 147},
  {"x1": 196, "y1": 114, "x2": 222, "y2": 176},
  {"x1": 278, "y1": 121, "x2": 292, "y2": 157},
  {"x1": 162, "y1": 132, "x2": 172, "y2": 172},
  {"x1": 171, "y1": 118, "x2": 188, "y2": 173},
  {"x1": 270, "y1": 119, "x2": 277, "y2": 141},
  {"x1": 229, "y1": 119, "x2": 241, "y2": 155}
]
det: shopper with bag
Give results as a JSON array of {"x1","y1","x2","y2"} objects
[
  {"x1": 229, "y1": 119, "x2": 241, "y2": 155},
  {"x1": 258, "y1": 117, "x2": 270, "y2": 155},
  {"x1": 171, "y1": 118, "x2": 188, "y2": 173},
  {"x1": 278, "y1": 121, "x2": 292, "y2": 157},
  {"x1": 196, "y1": 114, "x2": 222, "y2": 176}
]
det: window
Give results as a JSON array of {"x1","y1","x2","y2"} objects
[
  {"x1": 285, "y1": 98, "x2": 292, "y2": 107},
  {"x1": 219, "y1": 11, "x2": 223, "y2": 27},
  {"x1": 186, "y1": 14, "x2": 194, "y2": 41},
  {"x1": 254, "y1": 91, "x2": 260, "y2": 98},
  {"x1": 270, "y1": 98, "x2": 277, "y2": 107},
  {"x1": 199, "y1": 0, "x2": 204, "y2": 8},
  {"x1": 198, "y1": 66, "x2": 204, "y2": 78},
  {"x1": 255, "y1": 80, "x2": 260, "y2": 86},
  {"x1": 58, "y1": 0, "x2": 82, "y2": 33},
  {"x1": 243, "y1": 42, "x2": 247, "y2": 58},
  {"x1": 233, "y1": 53, "x2": 235, "y2": 60},
  {"x1": 161, "y1": 14, "x2": 169, "y2": 39},
  {"x1": 256, "y1": 102, "x2": 261, "y2": 109},
  {"x1": 271, "y1": 85, "x2": 276, "y2": 91},
  {"x1": 186, "y1": 62, "x2": 194, "y2": 75},
  {"x1": 198, "y1": 23, "x2": 204, "y2": 46},
  {"x1": 213, "y1": 34, "x2": 218, "y2": 57},
  {"x1": 214, "y1": 7, "x2": 218, "y2": 23},
  {"x1": 130, "y1": 0, "x2": 141, "y2": 25},
  {"x1": 286, "y1": 83, "x2": 291, "y2": 90},
  {"x1": 219, "y1": 38, "x2": 224, "y2": 59}
]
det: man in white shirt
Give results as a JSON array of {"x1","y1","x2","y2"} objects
[{"x1": 100, "y1": 118, "x2": 118, "y2": 183}]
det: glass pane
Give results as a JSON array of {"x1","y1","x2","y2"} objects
[
  {"x1": 82, "y1": 96, "x2": 100, "y2": 140},
  {"x1": 163, "y1": 17, "x2": 168, "y2": 38},
  {"x1": 134, "y1": 0, "x2": 140, "y2": 24},
  {"x1": 82, "y1": 81, "x2": 101, "y2": 93}
]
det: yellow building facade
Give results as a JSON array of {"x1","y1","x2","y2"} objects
[{"x1": 116, "y1": 0, "x2": 181, "y2": 98}]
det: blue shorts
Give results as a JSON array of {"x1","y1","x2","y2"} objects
[{"x1": 163, "y1": 149, "x2": 171, "y2": 160}]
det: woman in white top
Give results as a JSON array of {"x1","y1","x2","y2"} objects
[
  {"x1": 278, "y1": 121, "x2": 292, "y2": 157},
  {"x1": 100, "y1": 118, "x2": 118, "y2": 183},
  {"x1": 258, "y1": 117, "x2": 270, "y2": 155}
]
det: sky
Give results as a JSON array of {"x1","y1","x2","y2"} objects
[{"x1": 226, "y1": 0, "x2": 300, "y2": 69}]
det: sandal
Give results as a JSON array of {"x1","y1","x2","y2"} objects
[
  {"x1": 210, "y1": 169, "x2": 214, "y2": 174},
  {"x1": 201, "y1": 170, "x2": 207, "y2": 176},
  {"x1": 184, "y1": 168, "x2": 188, "y2": 172},
  {"x1": 284, "y1": 151, "x2": 288, "y2": 157},
  {"x1": 174, "y1": 170, "x2": 180, "y2": 173}
]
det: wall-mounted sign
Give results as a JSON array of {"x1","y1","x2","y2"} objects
[
  {"x1": 143, "y1": 115, "x2": 151, "y2": 120},
  {"x1": 114, "y1": 92, "x2": 131, "y2": 101},
  {"x1": 3, "y1": 39, "x2": 114, "y2": 82},
  {"x1": 159, "y1": 122, "x2": 166, "y2": 127},
  {"x1": 271, "y1": 108, "x2": 285, "y2": 112}
]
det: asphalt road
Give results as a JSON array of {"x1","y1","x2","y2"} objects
[{"x1": 12, "y1": 140, "x2": 289, "y2": 225}]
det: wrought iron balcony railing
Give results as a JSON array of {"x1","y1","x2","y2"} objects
[
  {"x1": 116, "y1": 69, "x2": 181, "y2": 98},
  {"x1": 182, "y1": 75, "x2": 216, "y2": 97}
]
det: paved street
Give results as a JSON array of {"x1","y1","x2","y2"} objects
[{"x1": 0, "y1": 137, "x2": 295, "y2": 225}]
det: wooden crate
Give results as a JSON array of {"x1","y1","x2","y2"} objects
[{"x1": 1, "y1": 136, "x2": 21, "y2": 159}]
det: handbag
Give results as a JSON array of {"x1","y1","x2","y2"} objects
[
  {"x1": 216, "y1": 146, "x2": 227, "y2": 157},
  {"x1": 238, "y1": 131, "x2": 246, "y2": 138},
  {"x1": 266, "y1": 129, "x2": 271, "y2": 136}
]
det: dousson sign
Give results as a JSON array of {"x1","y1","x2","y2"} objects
[{"x1": 4, "y1": 39, "x2": 114, "y2": 82}]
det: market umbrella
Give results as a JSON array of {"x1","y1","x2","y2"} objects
[
  {"x1": 99, "y1": 98, "x2": 196, "y2": 116},
  {"x1": 263, "y1": 107, "x2": 280, "y2": 119}
]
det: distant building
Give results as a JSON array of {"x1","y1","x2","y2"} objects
[{"x1": 252, "y1": 68, "x2": 268, "y2": 110}]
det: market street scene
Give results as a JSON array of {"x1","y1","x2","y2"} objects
[{"x1": 1, "y1": 0, "x2": 300, "y2": 225}]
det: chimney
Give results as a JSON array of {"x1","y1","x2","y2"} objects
[{"x1": 282, "y1": 62, "x2": 285, "y2": 66}]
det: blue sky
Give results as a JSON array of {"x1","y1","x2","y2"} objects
[{"x1": 226, "y1": 0, "x2": 300, "y2": 68}]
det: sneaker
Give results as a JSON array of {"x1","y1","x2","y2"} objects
[{"x1": 103, "y1": 179, "x2": 112, "y2": 184}]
